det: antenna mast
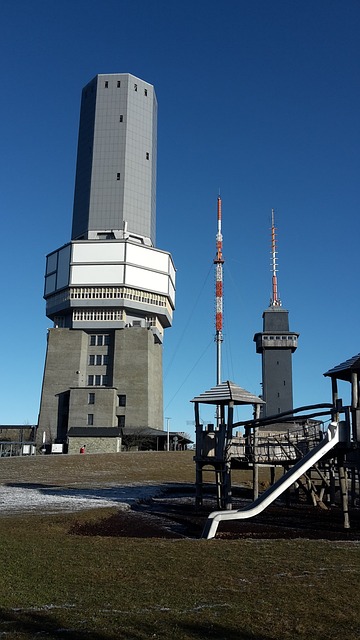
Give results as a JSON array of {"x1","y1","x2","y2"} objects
[
  {"x1": 270, "y1": 208, "x2": 281, "y2": 307},
  {"x1": 214, "y1": 195, "x2": 224, "y2": 386}
]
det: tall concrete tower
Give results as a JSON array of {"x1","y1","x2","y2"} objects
[
  {"x1": 38, "y1": 74, "x2": 175, "y2": 452},
  {"x1": 253, "y1": 211, "x2": 298, "y2": 418}
]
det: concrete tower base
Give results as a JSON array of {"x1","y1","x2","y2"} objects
[{"x1": 37, "y1": 326, "x2": 163, "y2": 448}]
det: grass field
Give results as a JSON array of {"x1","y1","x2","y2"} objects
[{"x1": 0, "y1": 451, "x2": 359, "y2": 639}]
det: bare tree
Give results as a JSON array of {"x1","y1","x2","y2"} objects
[{"x1": 122, "y1": 428, "x2": 156, "y2": 451}]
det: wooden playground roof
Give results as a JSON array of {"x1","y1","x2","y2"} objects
[
  {"x1": 191, "y1": 380, "x2": 264, "y2": 406},
  {"x1": 324, "y1": 353, "x2": 360, "y2": 382}
]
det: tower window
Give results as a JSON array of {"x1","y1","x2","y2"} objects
[
  {"x1": 89, "y1": 335, "x2": 110, "y2": 346},
  {"x1": 87, "y1": 414, "x2": 94, "y2": 425},
  {"x1": 89, "y1": 355, "x2": 95, "y2": 365},
  {"x1": 95, "y1": 355, "x2": 102, "y2": 365},
  {"x1": 144, "y1": 88, "x2": 148, "y2": 96},
  {"x1": 118, "y1": 415, "x2": 125, "y2": 428},
  {"x1": 117, "y1": 173, "x2": 120, "y2": 180},
  {"x1": 88, "y1": 374, "x2": 108, "y2": 386},
  {"x1": 134, "y1": 83, "x2": 137, "y2": 91},
  {"x1": 146, "y1": 152, "x2": 149, "y2": 160},
  {"x1": 117, "y1": 80, "x2": 121, "y2": 88},
  {"x1": 104, "y1": 81, "x2": 108, "y2": 88},
  {"x1": 118, "y1": 394, "x2": 126, "y2": 407},
  {"x1": 88, "y1": 393, "x2": 95, "y2": 404},
  {"x1": 119, "y1": 115, "x2": 123, "y2": 122}
]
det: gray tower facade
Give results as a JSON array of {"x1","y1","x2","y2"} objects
[
  {"x1": 38, "y1": 74, "x2": 175, "y2": 452},
  {"x1": 71, "y1": 74, "x2": 157, "y2": 244},
  {"x1": 254, "y1": 308, "x2": 298, "y2": 417}
]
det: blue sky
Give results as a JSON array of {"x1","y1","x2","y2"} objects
[{"x1": 1, "y1": 1, "x2": 359, "y2": 437}]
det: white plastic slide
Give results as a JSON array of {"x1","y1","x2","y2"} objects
[{"x1": 202, "y1": 421, "x2": 340, "y2": 539}]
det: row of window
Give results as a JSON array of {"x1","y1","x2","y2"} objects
[
  {"x1": 74, "y1": 309, "x2": 124, "y2": 322},
  {"x1": 104, "y1": 80, "x2": 148, "y2": 96},
  {"x1": 70, "y1": 287, "x2": 167, "y2": 308},
  {"x1": 89, "y1": 354, "x2": 108, "y2": 366},
  {"x1": 104, "y1": 80, "x2": 122, "y2": 88},
  {"x1": 89, "y1": 334, "x2": 110, "y2": 346},
  {"x1": 75, "y1": 311, "x2": 157, "y2": 325},
  {"x1": 263, "y1": 335, "x2": 296, "y2": 341},
  {"x1": 88, "y1": 375, "x2": 108, "y2": 386},
  {"x1": 87, "y1": 414, "x2": 126, "y2": 427},
  {"x1": 88, "y1": 393, "x2": 126, "y2": 406}
]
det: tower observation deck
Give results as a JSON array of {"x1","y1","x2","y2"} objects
[{"x1": 38, "y1": 74, "x2": 175, "y2": 452}]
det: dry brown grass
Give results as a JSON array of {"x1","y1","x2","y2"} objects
[{"x1": 0, "y1": 450, "x2": 196, "y2": 486}]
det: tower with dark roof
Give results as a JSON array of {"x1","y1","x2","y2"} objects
[{"x1": 253, "y1": 212, "x2": 298, "y2": 418}]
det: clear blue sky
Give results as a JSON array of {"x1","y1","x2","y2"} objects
[{"x1": 1, "y1": 1, "x2": 359, "y2": 438}]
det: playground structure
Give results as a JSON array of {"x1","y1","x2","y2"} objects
[{"x1": 193, "y1": 354, "x2": 360, "y2": 539}]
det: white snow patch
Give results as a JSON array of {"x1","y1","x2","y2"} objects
[{"x1": 0, "y1": 483, "x2": 161, "y2": 515}]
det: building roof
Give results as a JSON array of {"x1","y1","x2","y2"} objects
[
  {"x1": 324, "y1": 353, "x2": 360, "y2": 382},
  {"x1": 191, "y1": 380, "x2": 265, "y2": 406},
  {"x1": 123, "y1": 427, "x2": 192, "y2": 443},
  {"x1": 67, "y1": 427, "x2": 122, "y2": 438}
]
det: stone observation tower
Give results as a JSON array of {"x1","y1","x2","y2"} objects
[
  {"x1": 38, "y1": 74, "x2": 175, "y2": 451},
  {"x1": 253, "y1": 211, "x2": 298, "y2": 418}
]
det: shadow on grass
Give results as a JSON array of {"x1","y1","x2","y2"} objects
[
  {"x1": 0, "y1": 608, "x2": 276, "y2": 639},
  {"x1": 180, "y1": 621, "x2": 276, "y2": 639},
  {"x1": 69, "y1": 506, "x2": 193, "y2": 538},
  {"x1": 0, "y1": 607, "x2": 111, "y2": 640}
]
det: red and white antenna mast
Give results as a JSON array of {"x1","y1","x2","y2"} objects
[
  {"x1": 270, "y1": 208, "x2": 281, "y2": 307},
  {"x1": 214, "y1": 195, "x2": 224, "y2": 386}
]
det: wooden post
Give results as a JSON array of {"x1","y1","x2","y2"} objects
[
  {"x1": 252, "y1": 403, "x2": 260, "y2": 501},
  {"x1": 338, "y1": 453, "x2": 350, "y2": 529},
  {"x1": 329, "y1": 461, "x2": 336, "y2": 506},
  {"x1": 270, "y1": 466, "x2": 275, "y2": 486},
  {"x1": 224, "y1": 402, "x2": 234, "y2": 510},
  {"x1": 194, "y1": 402, "x2": 203, "y2": 508},
  {"x1": 331, "y1": 377, "x2": 339, "y2": 419},
  {"x1": 351, "y1": 372, "x2": 358, "y2": 409}
]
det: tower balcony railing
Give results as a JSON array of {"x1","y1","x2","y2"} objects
[
  {"x1": 47, "y1": 286, "x2": 173, "y2": 314},
  {"x1": 255, "y1": 334, "x2": 298, "y2": 351},
  {"x1": 53, "y1": 311, "x2": 163, "y2": 335}
]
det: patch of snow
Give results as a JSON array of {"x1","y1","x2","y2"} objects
[{"x1": 0, "y1": 483, "x2": 162, "y2": 515}]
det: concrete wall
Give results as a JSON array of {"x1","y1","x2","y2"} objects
[
  {"x1": 68, "y1": 387, "x2": 117, "y2": 427},
  {"x1": 68, "y1": 436, "x2": 121, "y2": 455},
  {"x1": 113, "y1": 327, "x2": 163, "y2": 428},
  {"x1": 37, "y1": 328, "x2": 89, "y2": 444},
  {"x1": 262, "y1": 348, "x2": 294, "y2": 417},
  {"x1": 38, "y1": 325, "x2": 164, "y2": 449}
]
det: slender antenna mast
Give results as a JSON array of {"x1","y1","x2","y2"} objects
[
  {"x1": 270, "y1": 208, "x2": 281, "y2": 307},
  {"x1": 214, "y1": 195, "x2": 224, "y2": 387}
]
